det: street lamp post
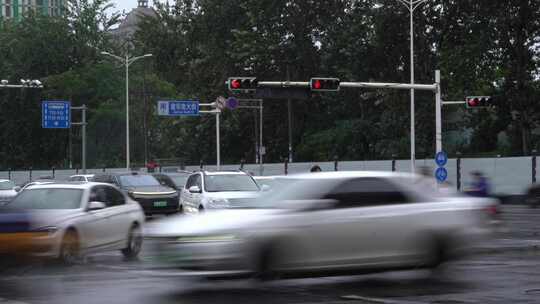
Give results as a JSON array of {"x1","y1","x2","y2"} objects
[
  {"x1": 101, "y1": 51, "x2": 152, "y2": 171},
  {"x1": 396, "y1": 0, "x2": 428, "y2": 173}
]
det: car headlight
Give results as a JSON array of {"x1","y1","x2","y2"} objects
[
  {"x1": 34, "y1": 226, "x2": 59, "y2": 236},
  {"x1": 207, "y1": 198, "x2": 230, "y2": 208}
]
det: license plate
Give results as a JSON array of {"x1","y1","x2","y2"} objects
[{"x1": 153, "y1": 201, "x2": 167, "y2": 207}]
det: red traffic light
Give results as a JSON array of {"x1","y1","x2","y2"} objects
[
  {"x1": 231, "y1": 79, "x2": 241, "y2": 89},
  {"x1": 228, "y1": 77, "x2": 258, "y2": 92},
  {"x1": 313, "y1": 79, "x2": 322, "y2": 90},
  {"x1": 310, "y1": 78, "x2": 340, "y2": 91},
  {"x1": 466, "y1": 96, "x2": 493, "y2": 108}
]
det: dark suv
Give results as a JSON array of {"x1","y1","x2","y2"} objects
[
  {"x1": 93, "y1": 172, "x2": 179, "y2": 215},
  {"x1": 153, "y1": 171, "x2": 192, "y2": 193}
]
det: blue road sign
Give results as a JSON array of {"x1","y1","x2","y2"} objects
[
  {"x1": 42, "y1": 101, "x2": 70, "y2": 129},
  {"x1": 435, "y1": 167, "x2": 448, "y2": 183},
  {"x1": 435, "y1": 151, "x2": 448, "y2": 167},
  {"x1": 157, "y1": 100, "x2": 199, "y2": 116},
  {"x1": 226, "y1": 97, "x2": 238, "y2": 109}
]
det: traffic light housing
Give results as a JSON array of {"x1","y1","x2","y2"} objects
[
  {"x1": 310, "y1": 78, "x2": 340, "y2": 92},
  {"x1": 227, "y1": 77, "x2": 258, "y2": 92},
  {"x1": 466, "y1": 96, "x2": 493, "y2": 108}
]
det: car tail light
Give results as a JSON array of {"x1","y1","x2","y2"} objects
[{"x1": 485, "y1": 205, "x2": 498, "y2": 216}]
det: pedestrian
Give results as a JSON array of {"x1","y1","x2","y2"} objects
[
  {"x1": 466, "y1": 171, "x2": 490, "y2": 197},
  {"x1": 310, "y1": 165, "x2": 322, "y2": 172}
]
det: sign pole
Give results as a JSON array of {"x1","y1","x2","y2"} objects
[
  {"x1": 259, "y1": 100, "x2": 263, "y2": 175},
  {"x1": 82, "y1": 105, "x2": 87, "y2": 174},
  {"x1": 435, "y1": 70, "x2": 442, "y2": 153},
  {"x1": 216, "y1": 111, "x2": 221, "y2": 170}
]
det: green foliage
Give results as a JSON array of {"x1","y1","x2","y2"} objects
[{"x1": 1, "y1": 0, "x2": 540, "y2": 169}]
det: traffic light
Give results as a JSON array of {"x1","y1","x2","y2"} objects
[
  {"x1": 227, "y1": 77, "x2": 258, "y2": 92},
  {"x1": 466, "y1": 96, "x2": 493, "y2": 108},
  {"x1": 310, "y1": 78, "x2": 340, "y2": 92}
]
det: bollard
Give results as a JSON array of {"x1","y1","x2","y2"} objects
[
  {"x1": 284, "y1": 158, "x2": 289, "y2": 175},
  {"x1": 159, "y1": 165, "x2": 162, "y2": 173},
  {"x1": 102, "y1": 167, "x2": 106, "y2": 172},
  {"x1": 29, "y1": 166, "x2": 33, "y2": 181},
  {"x1": 533, "y1": 150, "x2": 537, "y2": 184},
  {"x1": 52, "y1": 166, "x2": 56, "y2": 179},
  {"x1": 239, "y1": 159, "x2": 245, "y2": 171},
  {"x1": 456, "y1": 156, "x2": 462, "y2": 191},
  {"x1": 334, "y1": 156, "x2": 339, "y2": 171},
  {"x1": 76, "y1": 167, "x2": 79, "y2": 174},
  {"x1": 199, "y1": 160, "x2": 204, "y2": 170},
  {"x1": 391, "y1": 159, "x2": 396, "y2": 172},
  {"x1": 533, "y1": 155, "x2": 537, "y2": 184},
  {"x1": 8, "y1": 168, "x2": 11, "y2": 180}
]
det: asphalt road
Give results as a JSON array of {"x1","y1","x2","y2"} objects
[{"x1": 1, "y1": 205, "x2": 540, "y2": 304}]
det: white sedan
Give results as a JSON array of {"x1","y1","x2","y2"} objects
[
  {"x1": 1, "y1": 182, "x2": 145, "y2": 264},
  {"x1": 146, "y1": 171, "x2": 499, "y2": 279}
]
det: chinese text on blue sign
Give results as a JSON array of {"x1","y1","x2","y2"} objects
[
  {"x1": 42, "y1": 101, "x2": 71, "y2": 129},
  {"x1": 157, "y1": 100, "x2": 199, "y2": 116}
]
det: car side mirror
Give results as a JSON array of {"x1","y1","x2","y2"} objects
[
  {"x1": 14, "y1": 186, "x2": 21, "y2": 192},
  {"x1": 87, "y1": 201, "x2": 106, "y2": 211},
  {"x1": 189, "y1": 186, "x2": 201, "y2": 193},
  {"x1": 261, "y1": 184, "x2": 271, "y2": 192}
]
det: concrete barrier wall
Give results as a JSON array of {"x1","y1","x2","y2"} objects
[{"x1": 0, "y1": 157, "x2": 534, "y2": 195}]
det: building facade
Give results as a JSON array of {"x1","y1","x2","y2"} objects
[{"x1": 0, "y1": 0, "x2": 65, "y2": 20}]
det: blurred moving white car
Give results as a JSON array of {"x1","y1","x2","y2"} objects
[
  {"x1": 3, "y1": 182, "x2": 145, "y2": 264},
  {"x1": 147, "y1": 171, "x2": 499, "y2": 279},
  {"x1": 0, "y1": 179, "x2": 20, "y2": 205},
  {"x1": 180, "y1": 171, "x2": 262, "y2": 213}
]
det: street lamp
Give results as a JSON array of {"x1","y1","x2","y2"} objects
[
  {"x1": 101, "y1": 51, "x2": 152, "y2": 171},
  {"x1": 395, "y1": 0, "x2": 428, "y2": 173}
]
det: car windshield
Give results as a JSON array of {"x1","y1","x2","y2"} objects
[
  {"x1": 256, "y1": 178, "x2": 342, "y2": 209},
  {"x1": 0, "y1": 181, "x2": 15, "y2": 190},
  {"x1": 119, "y1": 174, "x2": 160, "y2": 187},
  {"x1": 7, "y1": 188, "x2": 82, "y2": 210},
  {"x1": 170, "y1": 175, "x2": 189, "y2": 188},
  {"x1": 204, "y1": 174, "x2": 260, "y2": 192}
]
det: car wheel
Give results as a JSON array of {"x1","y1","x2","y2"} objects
[
  {"x1": 198, "y1": 205, "x2": 204, "y2": 213},
  {"x1": 121, "y1": 224, "x2": 142, "y2": 260},
  {"x1": 179, "y1": 204, "x2": 184, "y2": 214},
  {"x1": 59, "y1": 230, "x2": 80, "y2": 266}
]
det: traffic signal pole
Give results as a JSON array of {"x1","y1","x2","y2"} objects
[{"x1": 252, "y1": 71, "x2": 441, "y2": 172}]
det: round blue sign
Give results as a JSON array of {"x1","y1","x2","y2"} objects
[
  {"x1": 435, "y1": 151, "x2": 448, "y2": 167},
  {"x1": 226, "y1": 97, "x2": 239, "y2": 109},
  {"x1": 435, "y1": 167, "x2": 448, "y2": 183}
]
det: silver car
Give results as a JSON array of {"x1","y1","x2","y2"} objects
[
  {"x1": 147, "y1": 171, "x2": 498, "y2": 279},
  {"x1": 1, "y1": 182, "x2": 145, "y2": 264},
  {"x1": 0, "y1": 179, "x2": 20, "y2": 205},
  {"x1": 180, "y1": 171, "x2": 261, "y2": 213}
]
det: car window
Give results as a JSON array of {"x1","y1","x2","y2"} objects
[
  {"x1": 104, "y1": 186, "x2": 125, "y2": 207},
  {"x1": 156, "y1": 175, "x2": 175, "y2": 189},
  {"x1": 204, "y1": 174, "x2": 259, "y2": 192},
  {"x1": 327, "y1": 178, "x2": 409, "y2": 208},
  {"x1": 119, "y1": 174, "x2": 160, "y2": 187},
  {"x1": 93, "y1": 174, "x2": 112, "y2": 184},
  {"x1": 185, "y1": 174, "x2": 200, "y2": 189},
  {"x1": 89, "y1": 186, "x2": 108, "y2": 204}
]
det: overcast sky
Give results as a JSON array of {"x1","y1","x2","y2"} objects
[{"x1": 110, "y1": 0, "x2": 146, "y2": 15}]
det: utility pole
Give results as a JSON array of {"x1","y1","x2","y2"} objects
[{"x1": 101, "y1": 51, "x2": 152, "y2": 171}]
